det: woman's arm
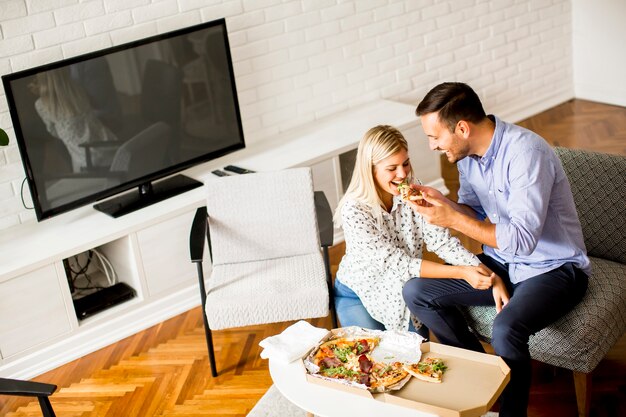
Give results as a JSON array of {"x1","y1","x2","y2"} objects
[
  {"x1": 418, "y1": 209, "x2": 495, "y2": 289},
  {"x1": 341, "y1": 201, "x2": 422, "y2": 279},
  {"x1": 421, "y1": 214, "x2": 480, "y2": 266},
  {"x1": 420, "y1": 260, "x2": 494, "y2": 290}
]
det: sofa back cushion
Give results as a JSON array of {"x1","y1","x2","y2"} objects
[{"x1": 554, "y1": 147, "x2": 626, "y2": 264}]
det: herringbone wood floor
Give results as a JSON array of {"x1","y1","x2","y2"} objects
[{"x1": 2, "y1": 99, "x2": 625, "y2": 417}]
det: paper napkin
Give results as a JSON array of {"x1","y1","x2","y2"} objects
[{"x1": 259, "y1": 320, "x2": 328, "y2": 363}]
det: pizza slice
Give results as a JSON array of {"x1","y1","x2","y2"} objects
[
  {"x1": 309, "y1": 334, "x2": 415, "y2": 391},
  {"x1": 312, "y1": 337, "x2": 379, "y2": 367},
  {"x1": 404, "y1": 357, "x2": 447, "y2": 383},
  {"x1": 397, "y1": 180, "x2": 423, "y2": 201},
  {"x1": 369, "y1": 361, "x2": 410, "y2": 390},
  {"x1": 317, "y1": 352, "x2": 376, "y2": 386},
  {"x1": 319, "y1": 364, "x2": 368, "y2": 385}
]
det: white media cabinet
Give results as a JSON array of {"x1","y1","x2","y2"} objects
[{"x1": 0, "y1": 100, "x2": 445, "y2": 379}]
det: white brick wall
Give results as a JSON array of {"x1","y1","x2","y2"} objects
[{"x1": 0, "y1": 0, "x2": 575, "y2": 230}]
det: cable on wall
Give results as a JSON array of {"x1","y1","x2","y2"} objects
[{"x1": 20, "y1": 178, "x2": 33, "y2": 210}]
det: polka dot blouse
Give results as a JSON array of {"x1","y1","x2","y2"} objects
[{"x1": 336, "y1": 196, "x2": 480, "y2": 331}]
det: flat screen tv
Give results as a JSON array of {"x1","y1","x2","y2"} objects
[{"x1": 2, "y1": 18, "x2": 244, "y2": 220}]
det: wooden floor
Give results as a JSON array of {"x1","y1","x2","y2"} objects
[{"x1": 2, "y1": 99, "x2": 625, "y2": 416}]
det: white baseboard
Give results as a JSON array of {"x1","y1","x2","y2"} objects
[
  {"x1": 574, "y1": 85, "x2": 626, "y2": 108},
  {"x1": 0, "y1": 286, "x2": 200, "y2": 379}
]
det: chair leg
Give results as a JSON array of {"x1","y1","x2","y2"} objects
[
  {"x1": 196, "y1": 261, "x2": 218, "y2": 377},
  {"x1": 38, "y1": 396, "x2": 56, "y2": 417},
  {"x1": 322, "y1": 246, "x2": 338, "y2": 328},
  {"x1": 573, "y1": 370, "x2": 591, "y2": 417},
  {"x1": 202, "y1": 317, "x2": 218, "y2": 378}
]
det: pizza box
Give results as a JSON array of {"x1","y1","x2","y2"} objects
[
  {"x1": 303, "y1": 330, "x2": 510, "y2": 417},
  {"x1": 380, "y1": 342, "x2": 510, "y2": 417}
]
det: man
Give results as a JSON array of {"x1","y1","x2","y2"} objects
[{"x1": 402, "y1": 82, "x2": 590, "y2": 417}]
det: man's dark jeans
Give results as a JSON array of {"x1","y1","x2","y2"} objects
[{"x1": 402, "y1": 254, "x2": 588, "y2": 417}]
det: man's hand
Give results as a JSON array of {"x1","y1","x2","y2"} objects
[
  {"x1": 408, "y1": 184, "x2": 500, "y2": 249},
  {"x1": 410, "y1": 184, "x2": 446, "y2": 205},
  {"x1": 492, "y1": 275, "x2": 510, "y2": 313},
  {"x1": 408, "y1": 185, "x2": 457, "y2": 228},
  {"x1": 459, "y1": 264, "x2": 495, "y2": 290}
]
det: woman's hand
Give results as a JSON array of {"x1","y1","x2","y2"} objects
[
  {"x1": 460, "y1": 264, "x2": 495, "y2": 290},
  {"x1": 492, "y1": 275, "x2": 510, "y2": 313}
]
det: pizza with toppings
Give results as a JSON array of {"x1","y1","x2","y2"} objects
[
  {"x1": 310, "y1": 336, "x2": 410, "y2": 391},
  {"x1": 369, "y1": 361, "x2": 411, "y2": 390},
  {"x1": 397, "y1": 180, "x2": 423, "y2": 201},
  {"x1": 404, "y1": 357, "x2": 447, "y2": 383}
]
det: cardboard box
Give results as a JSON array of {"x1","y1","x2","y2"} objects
[{"x1": 304, "y1": 337, "x2": 510, "y2": 417}]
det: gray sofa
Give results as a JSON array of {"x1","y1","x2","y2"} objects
[{"x1": 461, "y1": 147, "x2": 626, "y2": 417}]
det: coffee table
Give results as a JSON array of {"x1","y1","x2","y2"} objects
[
  {"x1": 268, "y1": 358, "x2": 435, "y2": 417},
  {"x1": 268, "y1": 340, "x2": 509, "y2": 417}
]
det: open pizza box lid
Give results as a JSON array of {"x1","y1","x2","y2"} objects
[{"x1": 302, "y1": 328, "x2": 510, "y2": 417}]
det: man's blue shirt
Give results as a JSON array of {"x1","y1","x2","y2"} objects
[{"x1": 457, "y1": 115, "x2": 591, "y2": 283}]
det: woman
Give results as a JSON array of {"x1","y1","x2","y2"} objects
[{"x1": 334, "y1": 125, "x2": 495, "y2": 337}]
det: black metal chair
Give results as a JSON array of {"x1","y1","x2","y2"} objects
[{"x1": 0, "y1": 377, "x2": 57, "y2": 417}]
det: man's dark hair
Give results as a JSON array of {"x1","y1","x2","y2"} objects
[{"x1": 416, "y1": 82, "x2": 487, "y2": 132}]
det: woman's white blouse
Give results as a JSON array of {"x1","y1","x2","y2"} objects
[{"x1": 336, "y1": 196, "x2": 480, "y2": 331}]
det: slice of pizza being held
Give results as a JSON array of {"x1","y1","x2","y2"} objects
[
  {"x1": 404, "y1": 357, "x2": 447, "y2": 383},
  {"x1": 397, "y1": 180, "x2": 423, "y2": 202}
]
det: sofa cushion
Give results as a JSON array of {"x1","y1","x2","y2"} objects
[
  {"x1": 206, "y1": 253, "x2": 329, "y2": 330},
  {"x1": 554, "y1": 147, "x2": 626, "y2": 264}
]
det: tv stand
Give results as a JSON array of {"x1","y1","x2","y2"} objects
[{"x1": 93, "y1": 175, "x2": 203, "y2": 218}]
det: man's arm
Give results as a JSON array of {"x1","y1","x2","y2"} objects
[
  {"x1": 448, "y1": 205, "x2": 498, "y2": 249},
  {"x1": 409, "y1": 184, "x2": 498, "y2": 249},
  {"x1": 446, "y1": 198, "x2": 482, "y2": 219}
]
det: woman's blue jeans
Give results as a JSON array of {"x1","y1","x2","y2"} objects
[{"x1": 334, "y1": 278, "x2": 428, "y2": 338}]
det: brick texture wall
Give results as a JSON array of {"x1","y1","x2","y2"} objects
[{"x1": 0, "y1": 0, "x2": 574, "y2": 230}]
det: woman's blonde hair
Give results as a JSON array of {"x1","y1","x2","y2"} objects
[{"x1": 334, "y1": 125, "x2": 412, "y2": 226}]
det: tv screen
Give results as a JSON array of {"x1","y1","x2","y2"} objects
[{"x1": 2, "y1": 18, "x2": 245, "y2": 220}]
